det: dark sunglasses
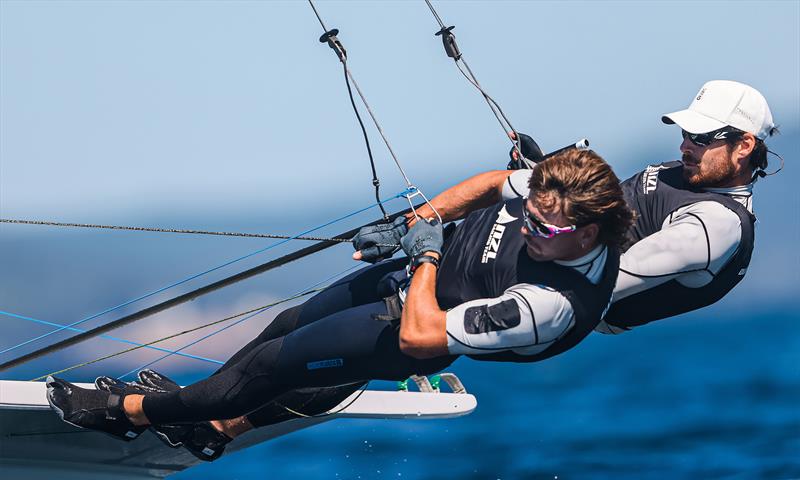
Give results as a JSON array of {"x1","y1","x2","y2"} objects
[
  {"x1": 520, "y1": 197, "x2": 579, "y2": 238},
  {"x1": 682, "y1": 127, "x2": 744, "y2": 147}
]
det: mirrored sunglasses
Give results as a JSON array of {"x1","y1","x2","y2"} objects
[
  {"x1": 520, "y1": 197, "x2": 578, "y2": 238},
  {"x1": 682, "y1": 127, "x2": 743, "y2": 147}
]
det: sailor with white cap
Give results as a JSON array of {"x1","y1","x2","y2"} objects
[
  {"x1": 662, "y1": 80, "x2": 776, "y2": 142},
  {"x1": 501, "y1": 80, "x2": 780, "y2": 331},
  {"x1": 359, "y1": 79, "x2": 780, "y2": 332},
  {"x1": 595, "y1": 80, "x2": 779, "y2": 330}
]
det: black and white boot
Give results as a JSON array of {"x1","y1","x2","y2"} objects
[
  {"x1": 46, "y1": 376, "x2": 147, "y2": 441},
  {"x1": 137, "y1": 369, "x2": 232, "y2": 462},
  {"x1": 94, "y1": 375, "x2": 186, "y2": 449}
]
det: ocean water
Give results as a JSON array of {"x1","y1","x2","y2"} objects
[{"x1": 172, "y1": 306, "x2": 800, "y2": 480}]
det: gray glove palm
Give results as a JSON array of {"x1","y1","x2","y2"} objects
[
  {"x1": 352, "y1": 216, "x2": 409, "y2": 263},
  {"x1": 400, "y1": 218, "x2": 443, "y2": 258}
]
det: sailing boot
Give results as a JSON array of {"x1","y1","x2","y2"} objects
[
  {"x1": 46, "y1": 376, "x2": 146, "y2": 441},
  {"x1": 137, "y1": 369, "x2": 231, "y2": 462},
  {"x1": 94, "y1": 375, "x2": 187, "y2": 449}
]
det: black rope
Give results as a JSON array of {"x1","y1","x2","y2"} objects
[
  {"x1": 308, "y1": 0, "x2": 329, "y2": 32},
  {"x1": 311, "y1": 1, "x2": 389, "y2": 221},
  {"x1": 0, "y1": 206, "x2": 415, "y2": 373},
  {"x1": 339, "y1": 60, "x2": 388, "y2": 220},
  {"x1": 0, "y1": 218, "x2": 397, "y2": 247}
]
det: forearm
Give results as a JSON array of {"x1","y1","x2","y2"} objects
[
  {"x1": 399, "y1": 254, "x2": 447, "y2": 358},
  {"x1": 408, "y1": 170, "x2": 513, "y2": 225}
]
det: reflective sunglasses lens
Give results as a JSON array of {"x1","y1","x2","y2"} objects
[
  {"x1": 524, "y1": 213, "x2": 552, "y2": 237},
  {"x1": 522, "y1": 197, "x2": 555, "y2": 237},
  {"x1": 683, "y1": 130, "x2": 710, "y2": 147},
  {"x1": 683, "y1": 128, "x2": 740, "y2": 147}
]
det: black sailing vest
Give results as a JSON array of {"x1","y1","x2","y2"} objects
[
  {"x1": 435, "y1": 197, "x2": 620, "y2": 363},
  {"x1": 603, "y1": 161, "x2": 756, "y2": 329}
]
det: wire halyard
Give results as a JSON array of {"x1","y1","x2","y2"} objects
[
  {"x1": 424, "y1": 0, "x2": 530, "y2": 169},
  {"x1": 308, "y1": 0, "x2": 441, "y2": 223}
]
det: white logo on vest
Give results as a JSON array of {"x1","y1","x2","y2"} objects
[
  {"x1": 642, "y1": 164, "x2": 668, "y2": 194},
  {"x1": 481, "y1": 206, "x2": 517, "y2": 263}
]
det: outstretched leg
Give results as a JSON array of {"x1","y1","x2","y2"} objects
[
  {"x1": 219, "y1": 257, "x2": 407, "y2": 369},
  {"x1": 45, "y1": 262, "x2": 438, "y2": 442},
  {"x1": 138, "y1": 301, "x2": 456, "y2": 425},
  {"x1": 215, "y1": 258, "x2": 408, "y2": 427}
]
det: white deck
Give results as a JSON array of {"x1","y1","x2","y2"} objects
[{"x1": 0, "y1": 379, "x2": 476, "y2": 478}]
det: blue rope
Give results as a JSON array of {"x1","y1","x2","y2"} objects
[
  {"x1": 0, "y1": 190, "x2": 411, "y2": 357},
  {"x1": 0, "y1": 310, "x2": 223, "y2": 365},
  {"x1": 118, "y1": 263, "x2": 363, "y2": 380}
]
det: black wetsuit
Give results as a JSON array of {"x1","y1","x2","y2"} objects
[
  {"x1": 143, "y1": 257, "x2": 455, "y2": 423},
  {"x1": 143, "y1": 199, "x2": 618, "y2": 424}
]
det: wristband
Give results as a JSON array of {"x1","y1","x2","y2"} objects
[{"x1": 408, "y1": 254, "x2": 440, "y2": 275}]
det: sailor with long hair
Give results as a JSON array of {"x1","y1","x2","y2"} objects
[
  {"x1": 47, "y1": 148, "x2": 634, "y2": 459},
  {"x1": 174, "y1": 79, "x2": 777, "y2": 460}
]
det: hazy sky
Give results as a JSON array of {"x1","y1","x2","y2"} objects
[{"x1": 1, "y1": 1, "x2": 798, "y2": 218}]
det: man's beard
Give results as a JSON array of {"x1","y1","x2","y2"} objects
[{"x1": 682, "y1": 153, "x2": 735, "y2": 188}]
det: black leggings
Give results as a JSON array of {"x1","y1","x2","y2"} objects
[{"x1": 143, "y1": 259, "x2": 458, "y2": 424}]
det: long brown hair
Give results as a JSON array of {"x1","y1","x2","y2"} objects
[{"x1": 527, "y1": 149, "x2": 634, "y2": 248}]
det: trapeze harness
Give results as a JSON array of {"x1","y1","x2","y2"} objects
[
  {"x1": 503, "y1": 161, "x2": 756, "y2": 333},
  {"x1": 602, "y1": 161, "x2": 756, "y2": 330},
  {"x1": 141, "y1": 198, "x2": 619, "y2": 423}
]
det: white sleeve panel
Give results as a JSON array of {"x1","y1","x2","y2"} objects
[
  {"x1": 446, "y1": 284, "x2": 574, "y2": 356},
  {"x1": 612, "y1": 201, "x2": 743, "y2": 302},
  {"x1": 501, "y1": 169, "x2": 532, "y2": 201}
]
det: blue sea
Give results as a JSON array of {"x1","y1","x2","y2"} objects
[{"x1": 171, "y1": 305, "x2": 799, "y2": 480}]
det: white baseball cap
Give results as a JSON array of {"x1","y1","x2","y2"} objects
[{"x1": 662, "y1": 80, "x2": 775, "y2": 141}]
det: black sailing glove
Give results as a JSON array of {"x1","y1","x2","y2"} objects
[
  {"x1": 352, "y1": 216, "x2": 409, "y2": 263},
  {"x1": 400, "y1": 218, "x2": 443, "y2": 258},
  {"x1": 507, "y1": 132, "x2": 545, "y2": 170}
]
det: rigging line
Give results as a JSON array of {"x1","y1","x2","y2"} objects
[
  {"x1": 0, "y1": 201, "x2": 417, "y2": 373},
  {"x1": 30, "y1": 288, "x2": 323, "y2": 381},
  {"x1": 276, "y1": 381, "x2": 370, "y2": 419},
  {"x1": 340, "y1": 60, "x2": 389, "y2": 220},
  {"x1": 309, "y1": 0, "x2": 388, "y2": 220},
  {"x1": 0, "y1": 310, "x2": 222, "y2": 366},
  {"x1": 309, "y1": 1, "x2": 441, "y2": 222},
  {"x1": 423, "y1": 0, "x2": 525, "y2": 163},
  {"x1": 118, "y1": 263, "x2": 362, "y2": 380},
  {"x1": 0, "y1": 189, "x2": 409, "y2": 361},
  {"x1": 455, "y1": 59, "x2": 518, "y2": 136},
  {"x1": 0, "y1": 219, "x2": 397, "y2": 247},
  {"x1": 424, "y1": 0, "x2": 447, "y2": 28},
  {"x1": 342, "y1": 63, "x2": 413, "y2": 188},
  {"x1": 308, "y1": 0, "x2": 329, "y2": 31}
]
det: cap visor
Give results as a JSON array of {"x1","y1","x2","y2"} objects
[{"x1": 661, "y1": 109, "x2": 727, "y2": 134}]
